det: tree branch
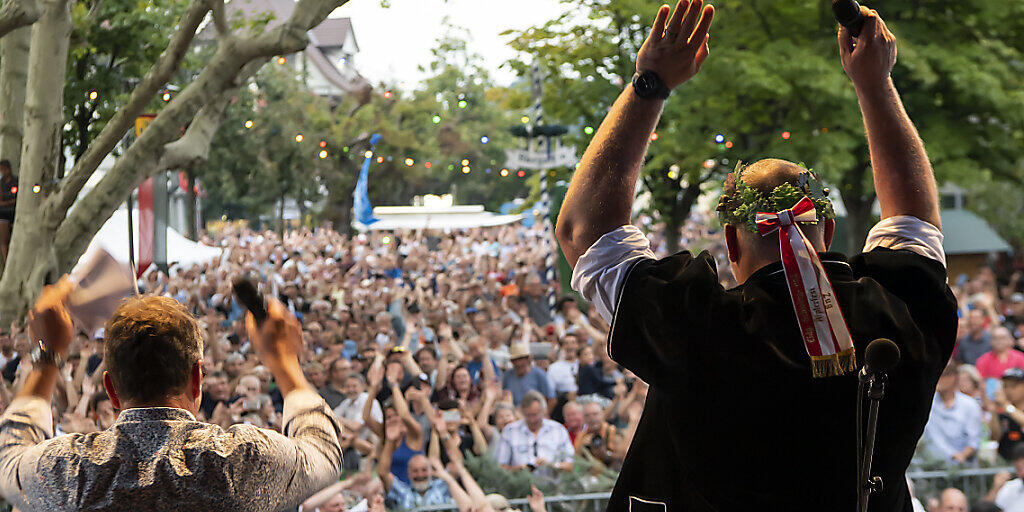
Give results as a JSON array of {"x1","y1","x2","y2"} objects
[
  {"x1": 0, "y1": 0, "x2": 40, "y2": 39},
  {"x1": 53, "y1": 0, "x2": 352, "y2": 273},
  {"x1": 54, "y1": 0, "x2": 214, "y2": 216},
  {"x1": 212, "y1": 0, "x2": 228, "y2": 36}
]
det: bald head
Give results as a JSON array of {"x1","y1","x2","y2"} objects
[
  {"x1": 730, "y1": 158, "x2": 809, "y2": 197},
  {"x1": 722, "y1": 158, "x2": 834, "y2": 283},
  {"x1": 938, "y1": 488, "x2": 967, "y2": 512}
]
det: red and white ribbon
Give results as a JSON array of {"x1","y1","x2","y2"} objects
[{"x1": 756, "y1": 197, "x2": 856, "y2": 378}]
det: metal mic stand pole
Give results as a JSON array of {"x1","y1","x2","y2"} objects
[{"x1": 857, "y1": 373, "x2": 887, "y2": 512}]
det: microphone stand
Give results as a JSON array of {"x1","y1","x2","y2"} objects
[{"x1": 857, "y1": 371, "x2": 887, "y2": 512}]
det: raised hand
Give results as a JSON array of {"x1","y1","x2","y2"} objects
[
  {"x1": 838, "y1": 7, "x2": 896, "y2": 89},
  {"x1": 28, "y1": 277, "x2": 75, "y2": 357},
  {"x1": 635, "y1": 0, "x2": 715, "y2": 91},
  {"x1": 527, "y1": 485, "x2": 547, "y2": 512}
]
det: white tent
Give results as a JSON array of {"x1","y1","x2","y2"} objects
[
  {"x1": 83, "y1": 208, "x2": 223, "y2": 268},
  {"x1": 353, "y1": 205, "x2": 525, "y2": 232}
]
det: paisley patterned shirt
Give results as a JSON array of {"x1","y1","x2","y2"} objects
[{"x1": 0, "y1": 388, "x2": 343, "y2": 511}]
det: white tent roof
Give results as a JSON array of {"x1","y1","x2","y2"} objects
[
  {"x1": 83, "y1": 208, "x2": 223, "y2": 268},
  {"x1": 353, "y1": 205, "x2": 525, "y2": 231}
]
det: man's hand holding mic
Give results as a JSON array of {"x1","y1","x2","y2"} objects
[
  {"x1": 245, "y1": 299, "x2": 311, "y2": 396},
  {"x1": 838, "y1": 6, "x2": 897, "y2": 93}
]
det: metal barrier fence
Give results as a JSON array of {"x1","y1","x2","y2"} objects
[
  {"x1": 907, "y1": 466, "x2": 1012, "y2": 504},
  {"x1": 411, "y1": 467, "x2": 1016, "y2": 512},
  {"x1": 412, "y1": 492, "x2": 613, "y2": 512}
]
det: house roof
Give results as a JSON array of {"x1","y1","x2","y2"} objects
[
  {"x1": 940, "y1": 209, "x2": 1012, "y2": 255},
  {"x1": 203, "y1": 0, "x2": 368, "y2": 96}
]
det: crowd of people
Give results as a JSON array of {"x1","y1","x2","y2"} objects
[{"x1": 0, "y1": 217, "x2": 1022, "y2": 511}]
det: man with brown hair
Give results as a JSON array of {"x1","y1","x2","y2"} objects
[
  {"x1": 0, "y1": 282, "x2": 343, "y2": 511},
  {"x1": 557, "y1": 1, "x2": 956, "y2": 510}
]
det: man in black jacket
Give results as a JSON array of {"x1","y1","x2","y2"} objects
[{"x1": 556, "y1": 2, "x2": 955, "y2": 510}]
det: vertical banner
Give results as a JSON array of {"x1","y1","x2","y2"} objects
[
  {"x1": 353, "y1": 133, "x2": 382, "y2": 226},
  {"x1": 134, "y1": 115, "x2": 156, "y2": 278}
]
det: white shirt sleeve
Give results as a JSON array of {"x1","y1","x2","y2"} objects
[
  {"x1": 570, "y1": 225, "x2": 656, "y2": 325},
  {"x1": 862, "y1": 215, "x2": 945, "y2": 267}
]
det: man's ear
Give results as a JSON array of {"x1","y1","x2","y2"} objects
[
  {"x1": 824, "y1": 219, "x2": 835, "y2": 250},
  {"x1": 102, "y1": 371, "x2": 121, "y2": 410},
  {"x1": 190, "y1": 360, "x2": 204, "y2": 401},
  {"x1": 725, "y1": 224, "x2": 741, "y2": 263}
]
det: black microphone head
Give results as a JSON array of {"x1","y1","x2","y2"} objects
[
  {"x1": 832, "y1": 0, "x2": 861, "y2": 24},
  {"x1": 231, "y1": 276, "x2": 268, "y2": 323},
  {"x1": 832, "y1": 0, "x2": 866, "y2": 37},
  {"x1": 865, "y1": 338, "x2": 900, "y2": 374}
]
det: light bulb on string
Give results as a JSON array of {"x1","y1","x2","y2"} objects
[
  {"x1": 318, "y1": 150, "x2": 328, "y2": 159},
  {"x1": 458, "y1": 100, "x2": 467, "y2": 108},
  {"x1": 32, "y1": 184, "x2": 41, "y2": 194},
  {"x1": 500, "y1": 169, "x2": 509, "y2": 177},
  {"x1": 782, "y1": 131, "x2": 791, "y2": 140},
  {"x1": 425, "y1": 162, "x2": 432, "y2": 169},
  {"x1": 432, "y1": 115, "x2": 441, "y2": 124},
  {"x1": 244, "y1": 120, "x2": 253, "y2": 129},
  {"x1": 277, "y1": 57, "x2": 286, "y2": 65},
  {"x1": 88, "y1": 91, "x2": 98, "y2": 101},
  {"x1": 461, "y1": 159, "x2": 469, "y2": 166},
  {"x1": 521, "y1": 116, "x2": 529, "y2": 124},
  {"x1": 724, "y1": 141, "x2": 733, "y2": 149},
  {"x1": 714, "y1": 134, "x2": 725, "y2": 144},
  {"x1": 295, "y1": 134, "x2": 303, "y2": 143},
  {"x1": 462, "y1": 166, "x2": 471, "y2": 174},
  {"x1": 383, "y1": 90, "x2": 392, "y2": 99},
  {"x1": 162, "y1": 92, "x2": 171, "y2": 102},
  {"x1": 320, "y1": 140, "x2": 327, "y2": 148},
  {"x1": 480, "y1": 136, "x2": 489, "y2": 144},
  {"x1": 517, "y1": 170, "x2": 526, "y2": 177},
  {"x1": 650, "y1": 132, "x2": 659, "y2": 141},
  {"x1": 405, "y1": 158, "x2": 415, "y2": 166},
  {"x1": 364, "y1": 150, "x2": 373, "y2": 158},
  {"x1": 583, "y1": 126, "x2": 594, "y2": 135},
  {"x1": 376, "y1": 156, "x2": 383, "y2": 163}
]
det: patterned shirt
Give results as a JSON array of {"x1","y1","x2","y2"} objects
[
  {"x1": 385, "y1": 477, "x2": 451, "y2": 510},
  {"x1": 0, "y1": 388, "x2": 343, "y2": 511},
  {"x1": 492, "y1": 418, "x2": 574, "y2": 467}
]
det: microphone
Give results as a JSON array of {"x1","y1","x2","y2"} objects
[
  {"x1": 861, "y1": 338, "x2": 900, "y2": 378},
  {"x1": 231, "y1": 277, "x2": 268, "y2": 325},
  {"x1": 832, "y1": 0, "x2": 866, "y2": 38}
]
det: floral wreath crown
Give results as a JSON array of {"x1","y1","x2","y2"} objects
[{"x1": 716, "y1": 162, "x2": 835, "y2": 233}]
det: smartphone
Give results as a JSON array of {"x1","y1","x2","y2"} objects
[
  {"x1": 242, "y1": 398, "x2": 261, "y2": 411},
  {"x1": 441, "y1": 409, "x2": 461, "y2": 423}
]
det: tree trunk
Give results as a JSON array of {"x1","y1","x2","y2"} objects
[
  {"x1": 0, "y1": 0, "x2": 71, "y2": 320},
  {"x1": 662, "y1": 181, "x2": 702, "y2": 254},
  {"x1": 0, "y1": 26, "x2": 31, "y2": 173}
]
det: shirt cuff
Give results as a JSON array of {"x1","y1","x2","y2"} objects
[
  {"x1": 863, "y1": 215, "x2": 946, "y2": 267},
  {"x1": 1, "y1": 396, "x2": 54, "y2": 440},
  {"x1": 570, "y1": 225, "x2": 656, "y2": 324},
  {"x1": 281, "y1": 387, "x2": 334, "y2": 436}
]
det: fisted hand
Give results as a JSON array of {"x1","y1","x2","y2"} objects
[
  {"x1": 28, "y1": 276, "x2": 75, "y2": 357},
  {"x1": 839, "y1": 6, "x2": 897, "y2": 89},
  {"x1": 636, "y1": 0, "x2": 715, "y2": 91},
  {"x1": 245, "y1": 299, "x2": 303, "y2": 372}
]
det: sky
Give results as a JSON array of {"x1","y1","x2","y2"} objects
[{"x1": 331, "y1": 0, "x2": 568, "y2": 88}]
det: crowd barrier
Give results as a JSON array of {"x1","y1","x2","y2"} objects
[{"x1": 411, "y1": 491, "x2": 613, "y2": 512}]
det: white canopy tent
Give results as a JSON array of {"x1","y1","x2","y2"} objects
[{"x1": 83, "y1": 208, "x2": 223, "y2": 269}]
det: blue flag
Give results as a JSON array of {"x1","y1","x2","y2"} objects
[{"x1": 354, "y1": 134, "x2": 382, "y2": 225}]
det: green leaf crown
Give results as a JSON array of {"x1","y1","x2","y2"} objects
[{"x1": 716, "y1": 162, "x2": 835, "y2": 233}]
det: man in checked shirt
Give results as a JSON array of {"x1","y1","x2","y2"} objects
[{"x1": 0, "y1": 279, "x2": 343, "y2": 511}]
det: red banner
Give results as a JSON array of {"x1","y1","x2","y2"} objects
[{"x1": 137, "y1": 177, "x2": 154, "y2": 278}]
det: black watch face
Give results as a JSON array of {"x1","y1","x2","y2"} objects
[{"x1": 636, "y1": 74, "x2": 655, "y2": 95}]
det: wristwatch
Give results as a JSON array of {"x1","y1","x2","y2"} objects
[
  {"x1": 30, "y1": 340, "x2": 64, "y2": 369},
  {"x1": 631, "y1": 70, "x2": 671, "y2": 100}
]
